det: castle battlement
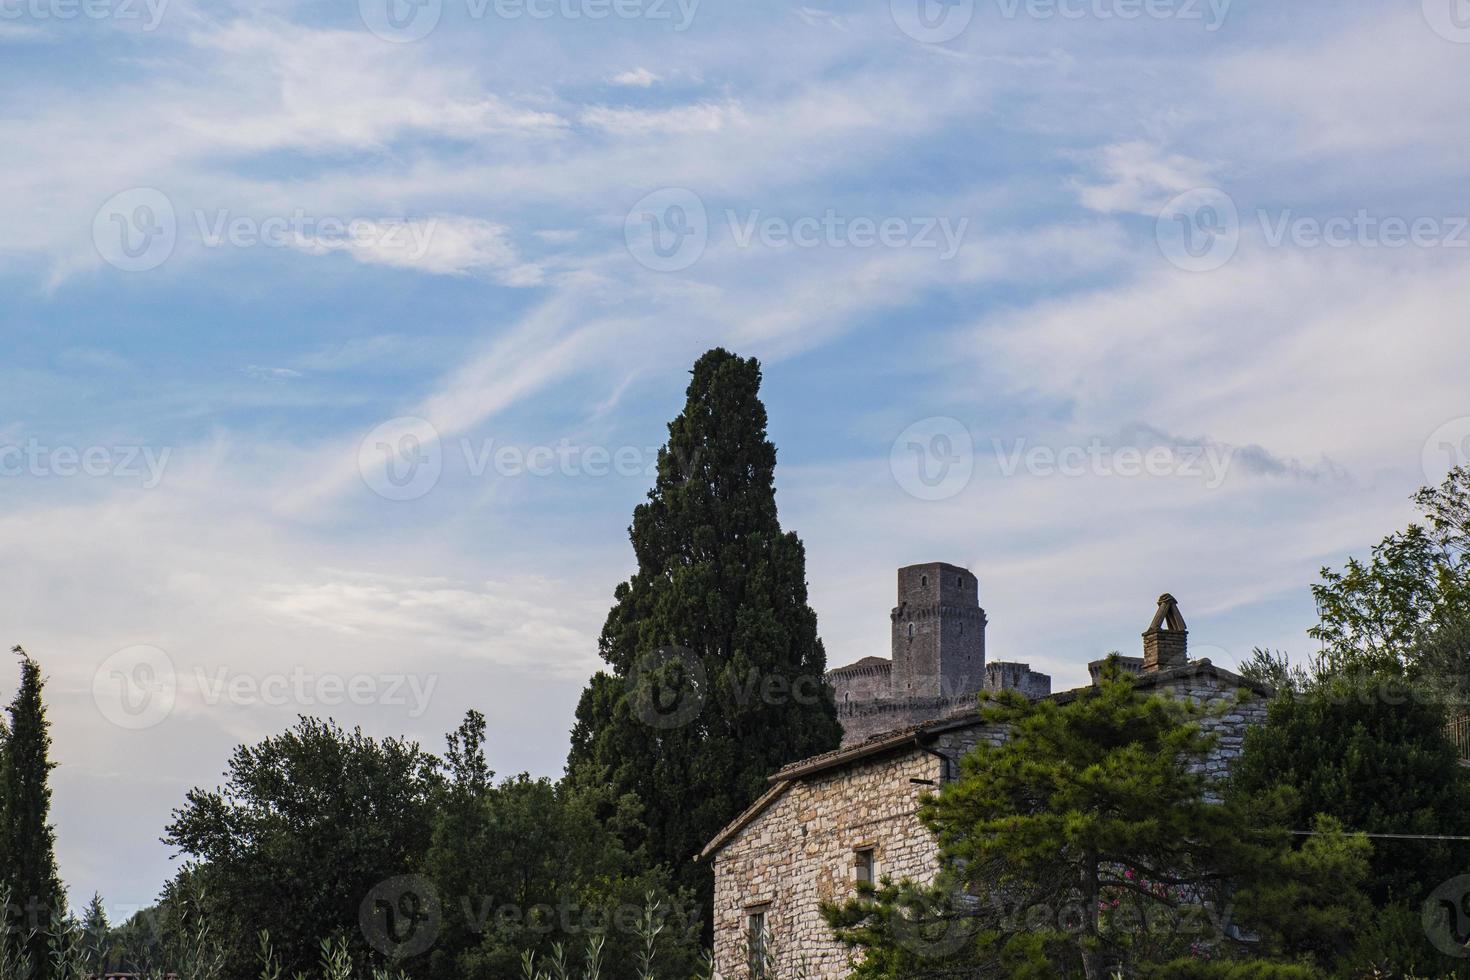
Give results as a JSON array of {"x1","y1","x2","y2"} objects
[{"x1": 826, "y1": 563, "x2": 1051, "y2": 746}]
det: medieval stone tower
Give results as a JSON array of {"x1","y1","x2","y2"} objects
[
  {"x1": 827, "y1": 562, "x2": 1048, "y2": 745},
  {"x1": 889, "y1": 562, "x2": 986, "y2": 699}
]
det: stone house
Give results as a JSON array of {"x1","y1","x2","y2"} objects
[{"x1": 700, "y1": 565, "x2": 1270, "y2": 979}]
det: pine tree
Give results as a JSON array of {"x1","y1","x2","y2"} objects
[
  {"x1": 3, "y1": 647, "x2": 64, "y2": 976},
  {"x1": 823, "y1": 659, "x2": 1372, "y2": 978},
  {"x1": 83, "y1": 892, "x2": 111, "y2": 973},
  {"x1": 567, "y1": 348, "x2": 842, "y2": 915}
]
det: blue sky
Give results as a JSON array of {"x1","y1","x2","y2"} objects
[{"x1": 4, "y1": 0, "x2": 1470, "y2": 921}]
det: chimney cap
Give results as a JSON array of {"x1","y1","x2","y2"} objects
[{"x1": 1145, "y1": 593, "x2": 1187, "y2": 633}]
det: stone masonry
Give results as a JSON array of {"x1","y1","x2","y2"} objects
[
  {"x1": 826, "y1": 563, "x2": 1051, "y2": 746},
  {"x1": 703, "y1": 586, "x2": 1270, "y2": 980}
]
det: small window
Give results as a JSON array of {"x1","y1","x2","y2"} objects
[
  {"x1": 958, "y1": 621, "x2": 964, "y2": 637},
  {"x1": 747, "y1": 910, "x2": 768, "y2": 978},
  {"x1": 920, "y1": 575, "x2": 927, "y2": 588},
  {"x1": 854, "y1": 848, "x2": 876, "y2": 886},
  {"x1": 956, "y1": 575, "x2": 963, "y2": 587},
  {"x1": 907, "y1": 622, "x2": 915, "y2": 640}
]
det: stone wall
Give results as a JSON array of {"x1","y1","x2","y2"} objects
[
  {"x1": 1150, "y1": 674, "x2": 1269, "y2": 782},
  {"x1": 711, "y1": 668, "x2": 1268, "y2": 979},
  {"x1": 710, "y1": 746, "x2": 947, "y2": 979}
]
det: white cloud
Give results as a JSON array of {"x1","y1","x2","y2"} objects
[
  {"x1": 1073, "y1": 141, "x2": 1217, "y2": 215},
  {"x1": 578, "y1": 101, "x2": 746, "y2": 136},
  {"x1": 609, "y1": 67, "x2": 659, "y2": 87}
]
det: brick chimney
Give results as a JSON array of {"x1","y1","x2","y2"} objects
[{"x1": 1142, "y1": 593, "x2": 1188, "y2": 672}]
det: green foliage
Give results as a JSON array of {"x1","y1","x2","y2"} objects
[
  {"x1": 567, "y1": 348, "x2": 842, "y2": 912},
  {"x1": 422, "y1": 713, "x2": 699, "y2": 980},
  {"x1": 1230, "y1": 671, "x2": 1470, "y2": 908},
  {"x1": 164, "y1": 716, "x2": 442, "y2": 980},
  {"x1": 823, "y1": 660, "x2": 1365, "y2": 978},
  {"x1": 1311, "y1": 466, "x2": 1470, "y2": 673},
  {"x1": 1226, "y1": 810, "x2": 1372, "y2": 968},
  {"x1": 1, "y1": 648, "x2": 64, "y2": 980}
]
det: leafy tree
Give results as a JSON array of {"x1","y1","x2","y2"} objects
[
  {"x1": 1229, "y1": 670, "x2": 1470, "y2": 908},
  {"x1": 164, "y1": 716, "x2": 441, "y2": 980},
  {"x1": 566, "y1": 349, "x2": 842, "y2": 913},
  {"x1": 823, "y1": 660, "x2": 1364, "y2": 978},
  {"x1": 1311, "y1": 465, "x2": 1470, "y2": 672},
  {"x1": 2, "y1": 647, "x2": 64, "y2": 978},
  {"x1": 421, "y1": 712, "x2": 698, "y2": 980}
]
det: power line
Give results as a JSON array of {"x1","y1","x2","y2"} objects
[{"x1": 1289, "y1": 830, "x2": 1470, "y2": 841}]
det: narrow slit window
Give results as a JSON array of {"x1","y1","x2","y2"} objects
[
  {"x1": 747, "y1": 910, "x2": 768, "y2": 978},
  {"x1": 855, "y1": 848, "x2": 876, "y2": 886}
]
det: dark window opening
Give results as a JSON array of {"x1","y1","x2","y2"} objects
[{"x1": 747, "y1": 910, "x2": 768, "y2": 978}]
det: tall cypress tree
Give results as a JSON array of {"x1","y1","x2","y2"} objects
[
  {"x1": 4, "y1": 647, "x2": 64, "y2": 971},
  {"x1": 567, "y1": 348, "x2": 842, "y2": 915}
]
